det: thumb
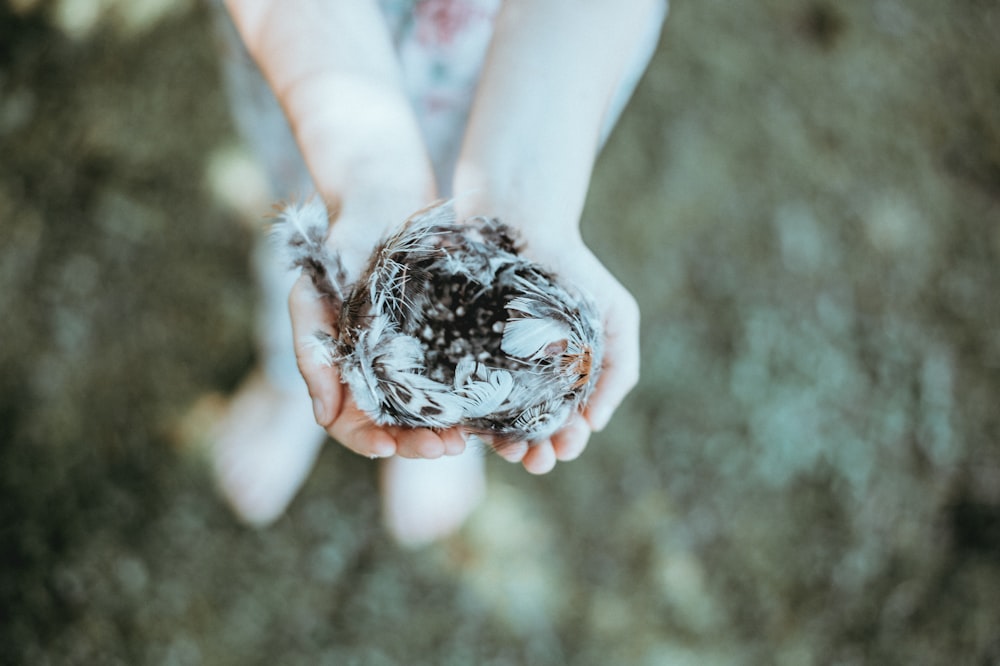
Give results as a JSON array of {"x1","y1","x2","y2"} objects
[{"x1": 288, "y1": 273, "x2": 344, "y2": 429}]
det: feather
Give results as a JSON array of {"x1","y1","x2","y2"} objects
[
  {"x1": 458, "y1": 368, "x2": 514, "y2": 418},
  {"x1": 515, "y1": 401, "x2": 572, "y2": 441},
  {"x1": 380, "y1": 371, "x2": 465, "y2": 427},
  {"x1": 453, "y1": 356, "x2": 478, "y2": 387},
  {"x1": 500, "y1": 317, "x2": 572, "y2": 360},
  {"x1": 341, "y1": 363, "x2": 382, "y2": 418},
  {"x1": 271, "y1": 198, "x2": 347, "y2": 302},
  {"x1": 305, "y1": 331, "x2": 338, "y2": 367},
  {"x1": 374, "y1": 334, "x2": 425, "y2": 374},
  {"x1": 273, "y1": 198, "x2": 328, "y2": 252}
]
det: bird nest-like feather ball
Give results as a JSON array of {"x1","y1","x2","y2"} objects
[{"x1": 274, "y1": 199, "x2": 603, "y2": 446}]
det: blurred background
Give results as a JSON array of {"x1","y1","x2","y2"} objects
[{"x1": 2, "y1": 0, "x2": 999, "y2": 664}]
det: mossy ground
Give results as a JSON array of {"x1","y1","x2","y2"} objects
[{"x1": 2, "y1": 1, "x2": 999, "y2": 664}]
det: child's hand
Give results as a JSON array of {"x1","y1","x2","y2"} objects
[
  {"x1": 483, "y1": 233, "x2": 640, "y2": 475},
  {"x1": 443, "y1": 0, "x2": 663, "y2": 473},
  {"x1": 290, "y1": 273, "x2": 469, "y2": 460},
  {"x1": 287, "y1": 205, "x2": 472, "y2": 461},
  {"x1": 226, "y1": 1, "x2": 466, "y2": 461}
]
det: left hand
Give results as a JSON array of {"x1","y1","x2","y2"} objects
[{"x1": 479, "y1": 229, "x2": 641, "y2": 475}]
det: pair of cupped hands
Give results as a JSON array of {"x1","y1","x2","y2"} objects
[
  {"x1": 289, "y1": 185, "x2": 640, "y2": 475},
  {"x1": 231, "y1": 0, "x2": 654, "y2": 475}
]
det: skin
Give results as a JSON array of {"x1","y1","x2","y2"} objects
[{"x1": 225, "y1": 0, "x2": 662, "y2": 474}]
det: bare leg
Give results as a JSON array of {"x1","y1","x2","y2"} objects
[
  {"x1": 380, "y1": 448, "x2": 487, "y2": 547},
  {"x1": 208, "y1": 235, "x2": 327, "y2": 527},
  {"x1": 209, "y1": 371, "x2": 326, "y2": 526}
]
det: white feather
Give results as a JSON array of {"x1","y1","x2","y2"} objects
[
  {"x1": 459, "y1": 369, "x2": 514, "y2": 418},
  {"x1": 453, "y1": 356, "x2": 478, "y2": 387},
  {"x1": 501, "y1": 317, "x2": 572, "y2": 360},
  {"x1": 341, "y1": 363, "x2": 381, "y2": 417},
  {"x1": 376, "y1": 334, "x2": 425, "y2": 373},
  {"x1": 304, "y1": 334, "x2": 336, "y2": 367},
  {"x1": 280, "y1": 198, "x2": 328, "y2": 244}
]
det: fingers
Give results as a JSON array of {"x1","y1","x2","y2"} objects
[
  {"x1": 509, "y1": 413, "x2": 591, "y2": 475},
  {"x1": 585, "y1": 290, "x2": 640, "y2": 431},
  {"x1": 495, "y1": 440, "x2": 529, "y2": 463},
  {"x1": 389, "y1": 426, "x2": 462, "y2": 460},
  {"x1": 315, "y1": 392, "x2": 465, "y2": 461},
  {"x1": 440, "y1": 428, "x2": 467, "y2": 457},
  {"x1": 290, "y1": 274, "x2": 397, "y2": 458},
  {"x1": 324, "y1": 406, "x2": 466, "y2": 460},
  {"x1": 326, "y1": 401, "x2": 398, "y2": 458},
  {"x1": 522, "y1": 440, "x2": 557, "y2": 475}
]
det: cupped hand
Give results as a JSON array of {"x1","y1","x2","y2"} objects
[
  {"x1": 288, "y1": 210, "x2": 469, "y2": 461},
  {"x1": 494, "y1": 232, "x2": 641, "y2": 475}
]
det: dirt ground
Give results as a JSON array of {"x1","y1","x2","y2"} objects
[{"x1": 2, "y1": 1, "x2": 999, "y2": 664}]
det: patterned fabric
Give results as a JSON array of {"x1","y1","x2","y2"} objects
[{"x1": 381, "y1": 0, "x2": 501, "y2": 194}]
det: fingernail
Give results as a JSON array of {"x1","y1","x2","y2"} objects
[
  {"x1": 312, "y1": 398, "x2": 328, "y2": 425},
  {"x1": 369, "y1": 434, "x2": 397, "y2": 459},
  {"x1": 373, "y1": 443, "x2": 396, "y2": 458},
  {"x1": 445, "y1": 434, "x2": 467, "y2": 456}
]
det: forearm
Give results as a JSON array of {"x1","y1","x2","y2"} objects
[
  {"x1": 454, "y1": 0, "x2": 666, "y2": 241},
  {"x1": 224, "y1": 0, "x2": 434, "y2": 222}
]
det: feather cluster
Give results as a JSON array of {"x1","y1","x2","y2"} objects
[{"x1": 273, "y1": 199, "x2": 603, "y2": 445}]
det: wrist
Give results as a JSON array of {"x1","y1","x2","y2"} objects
[
  {"x1": 451, "y1": 160, "x2": 584, "y2": 248},
  {"x1": 282, "y1": 71, "x2": 436, "y2": 212},
  {"x1": 320, "y1": 177, "x2": 436, "y2": 278},
  {"x1": 334, "y1": 169, "x2": 436, "y2": 230}
]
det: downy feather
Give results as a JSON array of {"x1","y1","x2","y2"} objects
[{"x1": 272, "y1": 198, "x2": 346, "y2": 301}]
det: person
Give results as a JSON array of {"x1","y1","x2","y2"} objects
[{"x1": 208, "y1": 0, "x2": 667, "y2": 546}]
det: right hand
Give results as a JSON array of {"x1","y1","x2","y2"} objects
[{"x1": 288, "y1": 213, "x2": 469, "y2": 460}]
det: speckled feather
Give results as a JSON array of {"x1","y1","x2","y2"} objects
[{"x1": 273, "y1": 199, "x2": 603, "y2": 445}]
